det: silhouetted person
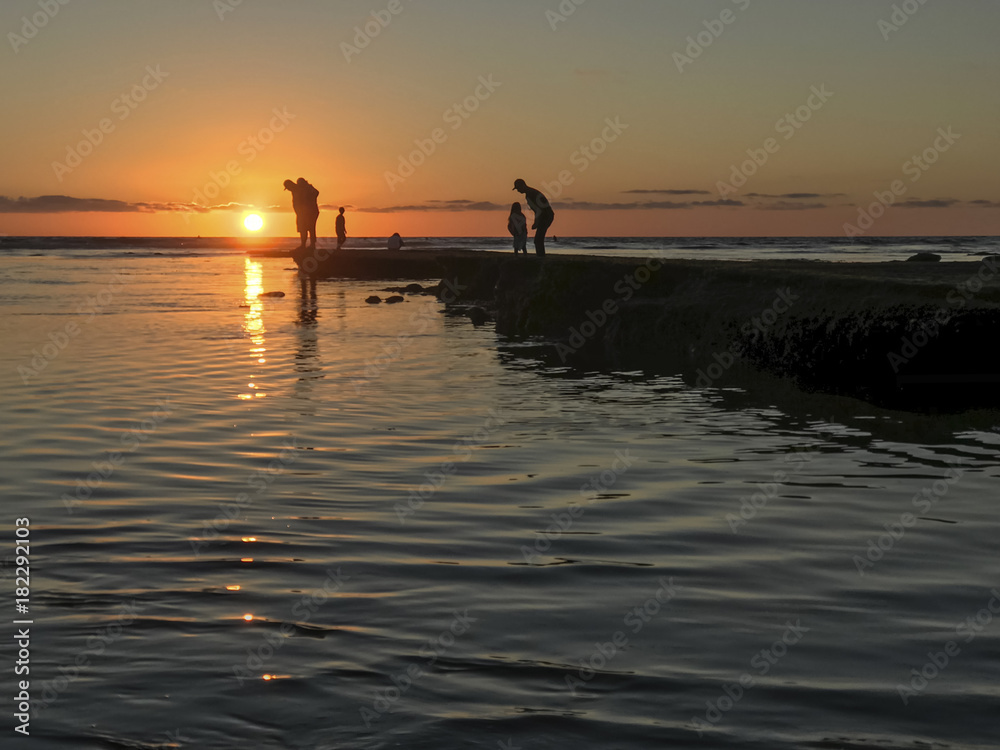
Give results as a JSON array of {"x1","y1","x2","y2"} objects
[
  {"x1": 335, "y1": 207, "x2": 347, "y2": 250},
  {"x1": 508, "y1": 202, "x2": 528, "y2": 254},
  {"x1": 387, "y1": 233, "x2": 404, "y2": 251},
  {"x1": 284, "y1": 178, "x2": 320, "y2": 250},
  {"x1": 297, "y1": 177, "x2": 320, "y2": 249},
  {"x1": 513, "y1": 179, "x2": 554, "y2": 256}
]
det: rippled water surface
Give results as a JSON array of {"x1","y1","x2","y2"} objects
[{"x1": 1, "y1": 254, "x2": 998, "y2": 750}]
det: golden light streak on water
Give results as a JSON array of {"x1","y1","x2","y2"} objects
[{"x1": 241, "y1": 258, "x2": 267, "y2": 401}]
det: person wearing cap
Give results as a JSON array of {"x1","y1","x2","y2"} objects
[{"x1": 513, "y1": 178, "x2": 554, "y2": 256}]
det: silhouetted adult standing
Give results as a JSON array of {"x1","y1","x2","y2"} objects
[
  {"x1": 297, "y1": 178, "x2": 320, "y2": 249},
  {"x1": 335, "y1": 207, "x2": 347, "y2": 250},
  {"x1": 284, "y1": 178, "x2": 320, "y2": 250},
  {"x1": 513, "y1": 179, "x2": 554, "y2": 256}
]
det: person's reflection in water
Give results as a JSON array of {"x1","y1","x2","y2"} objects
[
  {"x1": 293, "y1": 277, "x2": 322, "y2": 412},
  {"x1": 298, "y1": 276, "x2": 318, "y2": 324}
]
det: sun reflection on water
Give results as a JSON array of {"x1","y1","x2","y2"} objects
[{"x1": 241, "y1": 259, "x2": 267, "y2": 400}]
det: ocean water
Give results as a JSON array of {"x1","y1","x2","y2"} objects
[
  {"x1": 1, "y1": 234, "x2": 997, "y2": 263},
  {"x1": 1, "y1": 248, "x2": 999, "y2": 750}
]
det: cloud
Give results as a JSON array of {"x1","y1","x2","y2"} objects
[
  {"x1": 893, "y1": 198, "x2": 999, "y2": 209},
  {"x1": 301, "y1": 198, "x2": 747, "y2": 213},
  {"x1": 744, "y1": 192, "x2": 846, "y2": 199},
  {"x1": 357, "y1": 201, "x2": 505, "y2": 214},
  {"x1": 8, "y1": 194, "x2": 741, "y2": 216},
  {"x1": 622, "y1": 189, "x2": 711, "y2": 196},
  {"x1": 558, "y1": 199, "x2": 743, "y2": 210},
  {"x1": 0, "y1": 195, "x2": 259, "y2": 214},
  {"x1": 757, "y1": 201, "x2": 828, "y2": 211},
  {"x1": 426, "y1": 199, "x2": 490, "y2": 206},
  {"x1": 1, "y1": 195, "x2": 139, "y2": 213},
  {"x1": 7, "y1": 193, "x2": 991, "y2": 218},
  {"x1": 896, "y1": 199, "x2": 960, "y2": 209}
]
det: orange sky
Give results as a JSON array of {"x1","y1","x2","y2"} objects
[{"x1": 2, "y1": 0, "x2": 998, "y2": 237}]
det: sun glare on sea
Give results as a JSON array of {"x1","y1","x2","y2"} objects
[{"x1": 244, "y1": 214, "x2": 264, "y2": 232}]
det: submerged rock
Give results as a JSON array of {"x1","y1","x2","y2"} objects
[
  {"x1": 379, "y1": 283, "x2": 432, "y2": 295},
  {"x1": 365, "y1": 296, "x2": 382, "y2": 304},
  {"x1": 906, "y1": 253, "x2": 941, "y2": 263},
  {"x1": 259, "y1": 291, "x2": 285, "y2": 298},
  {"x1": 385, "y1": 295, "x2": 405, "y2": 304},
  {"x1": 466, "y1": 306, "x2": 489, "y2": 326}
]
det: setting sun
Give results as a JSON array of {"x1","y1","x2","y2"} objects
[{"x1": 244, "y1": 214, "x2": 264, "y2": 232}]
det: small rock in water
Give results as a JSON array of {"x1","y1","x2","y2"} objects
[
  {"x1": 259, "y1": 291, "x2": 286, "y2": 298},
  {"x1": 466, "y1": 306, "x2": 489, "y2": 326},
  {"x1": 380, "y1": 283, "x2": 427, "y2": 295},
  {"x1": 366, "y1": 296, "x2": 382, "y2": 304},
  {"x1": 906, "y1": 252, "x2": 941, "y2": 263},
  {"x1": 385, "y1": 296, "x2": 405, "y2": 304}
]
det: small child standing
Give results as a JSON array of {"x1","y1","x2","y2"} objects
[
  {"x1": 508, "y1": 203, "x2": 528, "y2": 254},
  {"x1": 335, "y1": 207, "x2": 347, "y2": 250}
]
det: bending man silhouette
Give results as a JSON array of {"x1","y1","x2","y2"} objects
[
  {"x1": 284, "y1": 178, "x2": 320, "y2": 250},
  {"x1": 513, "y1": 178, "x2": 554, "y2": 256}
]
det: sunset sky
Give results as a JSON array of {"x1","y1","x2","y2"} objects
[{"x1": 2, "y1": 0, "x2": 998, "y2": 237}]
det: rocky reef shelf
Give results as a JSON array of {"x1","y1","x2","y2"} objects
[{"x1": 252, "y1": 247, "x2": 1000, "y2": 410}]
